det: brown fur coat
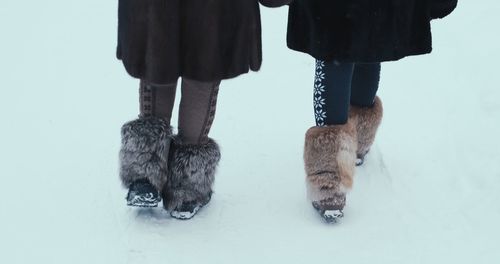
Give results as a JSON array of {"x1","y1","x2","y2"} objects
[{"x1": 117, "y1": 0, "x2": 291, "y2": 84}]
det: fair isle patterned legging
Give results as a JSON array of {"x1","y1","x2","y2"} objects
[{"x1": 314, "y1": 60, "x2": 381, "y2": 126}]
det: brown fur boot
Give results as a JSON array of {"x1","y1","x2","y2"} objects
[
  {"x1": 304, "y1": 123, "x2": 357, "y2": 223},
  {"x1": 349, "y1": 96, "x2": 383, "y2": 166}
]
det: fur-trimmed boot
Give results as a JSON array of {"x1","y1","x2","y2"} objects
[
  {"x1": 349, "y1": 96, "x2": 383, "y2": 166},
  {"x1": 304, "y1": 123, "x2": 357, "y2": 223},
  {"x1": 162, "y1": 137, "x2": 221, "y2": 220},
  {"x1": 119, "y1": 117, "x2": 172, "y2": 207}
]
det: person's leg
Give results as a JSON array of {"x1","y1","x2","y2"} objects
[
  {"x1": 349, "y1": 63, "x2": 383, "y2": 166},
  {"x1": 177, "y1": 78, "x2": 220, "y2": 144},
  {"x1": 139, "y1": 80, "x2": 177, "y2": 122},
  {"x1": 314, "y1": 60, "x2": 354, "y2": 126},
  {"x1": 350, "y1": 63, "x2": 381, "y2": 107},
  {"x1": 119, "y1": 80, "x2": 177, "y2": 207},
  {"x1": 306, "y1": 60, "x2": 357, "y2": 223},
  {"x1": 162, "y1": 78, "x2": 221, "y2": 220}
]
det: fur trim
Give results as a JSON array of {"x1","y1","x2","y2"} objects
[
  {"x1": 119, "y1": 117, "x2": 172, "y2": 191},
  {"x1": 303, "y1": 124, "x2": 357, "y2": 209},
  {"x1": 162, "y1": 137, "x2": 221, "y2": 211},
  {"x1": 349, "y1": 96, "x2": 383, "y2": 159}
]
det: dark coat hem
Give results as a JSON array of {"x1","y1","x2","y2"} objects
[
  {"x1": 286, "y1": 0, "x2": 439, "y2": 63},
  {"x1": 119, "y1": 59, "x2": 261, "y2": 85},
  {"x1": 286, "y1": 43, "x2": 433, "y2": 63},
  {"x1": 117, "y1": 0, "x2": 266, "y2": 85}
]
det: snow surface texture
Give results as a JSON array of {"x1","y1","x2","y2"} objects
[{"x1": 1, "y1": 1, "x2": 499, "y2": 264}]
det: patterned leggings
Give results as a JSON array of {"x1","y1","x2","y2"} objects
[
  {"x1": 140, "y1": 78, "x2": 220, "y2": 145},
  {"x1": 314, "y1": 60, "x2": 381, "y2": 126}
]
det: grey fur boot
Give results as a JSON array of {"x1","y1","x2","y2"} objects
[
  {"x1": 119, "y1": 117, "x2": 172, "y2": 207},
  {"x1": 349, "y1": 96, "x2": 383, "y2": 166},
  {"x1": 162, "y1": 137, "x2": 221, "y2": 220},
  {"x1": 304, "y1": 123, "x2": 357, "y2": 223}
]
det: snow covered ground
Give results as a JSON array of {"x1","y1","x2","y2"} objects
[{"x1": 1, "y1": 1, "x2": 499, "y2": 263}]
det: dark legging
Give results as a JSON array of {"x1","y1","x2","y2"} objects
[
  {"x1": 139, "y1": 78, "x2": 220, "y2": 145},
  {"x1": 314, "y1": 60, "x2": 381, "y2": 126}
]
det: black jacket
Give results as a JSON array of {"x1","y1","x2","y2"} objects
[
  {"x1": 286, "y1": 0, "x2": 458, "y2": 62},
  {"x1": 117, "y1": 0, "x2": 291, "y2": 84}
]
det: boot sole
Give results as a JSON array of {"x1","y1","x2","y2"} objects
[
  {"x1": 127, "y1": 195, "x2": 161, "y2": 208},
  {"x1": 170, "y1": 204, "x2": 202, "y2": 220}
]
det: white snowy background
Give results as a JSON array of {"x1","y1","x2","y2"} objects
[{"x1": 1, "y1": 1, "x2": 499, "y2": 263}]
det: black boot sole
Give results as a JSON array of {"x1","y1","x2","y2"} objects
[{"x1": 127, "y1": 193, "x2": 161, "y2": 207}]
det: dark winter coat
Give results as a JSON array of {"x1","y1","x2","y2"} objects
[
  {"x1": 287, "y1": 0, "x2": 458, "y2": 62},
  {"x1": 117, "y1": 0, "x2": 291, "y2": 85}
]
